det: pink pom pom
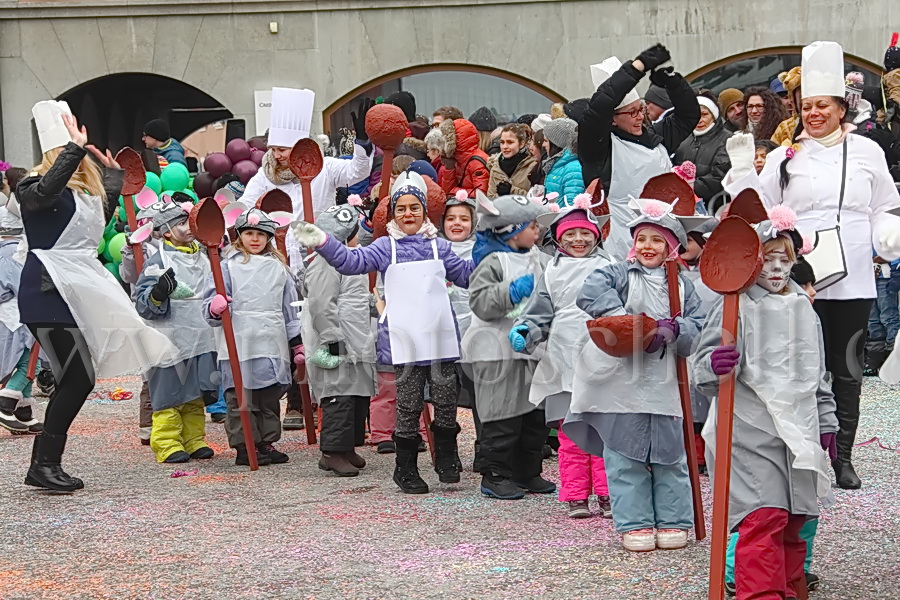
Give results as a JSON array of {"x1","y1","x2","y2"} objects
[
  {"x1": 0, "y1": 161, "x2": 10, "y2": 172},
  {"x1": 573, "y1": 193, "x2": 592, "y2": 210},
  {"x1": 642, "y1": 200, "x2": 668, "y2": 218},
  {"x1": 548, "y1": 204, "x2": 561, "y2": 213},
  {"x1": 247, "y1": 213, "x2": 260, "y2": 226},
  {"x1": 179, "y1": 202, "x2": 193, "y2": 213},
  {"x1": 347, "y1": 194, "x2": 363, "y2": 207},
  {"x1": 800, "y1": 235, "x2": 814, "y2": 256},
  {"x1": 891, "y1": 32, "x2": 899, "y2": 48},
  {"x1": 455, "y1": 189, "x2": 468, "y2": 202},
  {"x1": 846, "y1": 71, "x2": 865, "y2": 85},
  {"x1": 674, "y1": 161, "x2": 697, "y2": 182},
  {"x1": 768, "y1": 205, "x2": 797, "y2": 232},
  {"x1": 785, "y1": 147, "x2": 796, "y2": 159}
]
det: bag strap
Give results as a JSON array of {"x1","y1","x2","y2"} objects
[
  {"x1": 459, "y1": 155, "x2": 488, "y2": 186},
  {"x1": 836, "y1": 138, "x2": 848, "y2": 225}
]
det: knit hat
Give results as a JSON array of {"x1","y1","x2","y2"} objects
[
  {"x1": 317, "y1": 204, "x2": 361, "y2": 243},
  {"x1": 780, "y1": 67, "x2": 802, "y2": 94},
  {"x1": 475, "y1": 190, "x2": 547, "y2": 233},
  {"x1": 555, "y1": 209, "x2": 600, "y2": 239},
  {"x1": 672, "y1": 162, "x2": 697, "y2": 186},
  {"x1": 516, "y1": 113, "x2": 538, "y2": 126},
  {"x1": 717, "y1": 88, "x2": 744, "y2": 115},
  {"x1": 424, "y1": 128, "x2": 445, "y2": 154},
  {"x1": 644, "y1": 85, "x2": 673, "y2": 110},
  {"x1": 385, "y1": 91, "x2": 416, "y2": 122},
  {"x1": 563, "y1": 98, "x2": 590, "y2": 123},
  {"x1": 885, "y1": 32, "x2": 900, "y2": 72},
  {"x1": 234, "y1": 208, "x2": 279, "y2": 237},
  {"x1": 626, "y1": 199, "x2": 689, "y2": 255},
  {"x1": 791, "y1": 257, "x2": 816, "y2": 286},
  {"x1": 143, "y1": 119, "x2": 170, "y2": 142},
  {"x1": 469, "y1": 107, "x2": 497, "y2": 132},
  {"x1": 845, "y1": 71, "x2": 865, "y2": 110},
  {"x1": 542, "y1": 118, "x2": 577, "y2": 151},
  {"x1": 531, "y1": 114, "x2": 552, "y2": 133},
  {"x1": 390, "y1": 171, "x2": 428, "y2": 214},
  {"x1": 225, "y1": 180, "x2": 245, "y2": 199},
  {"x1": 408, "y1": 160, "x2": 438, "y2": 182},
  {"x1": 696, "y1": 96, "x2": 720, "y2": 120}
]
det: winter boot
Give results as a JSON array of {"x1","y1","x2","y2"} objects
[
  {"x1": 318, "y1": 452, "x2": 359, "y2": 477},
  {"x1": 833, "y1": 375, "x2": 863, "y2": 489},
  {"x1": 257, "y1": 442, "x2": 289, "y2": 464},
  {"x1": 13, "y1": 403, "x2": 43, "y2": 434},
  {"x1": 393, "y1": 434, "x2": 429, "y2": 494},
  {"x1": 0, "y1": 391, "x2": 27, "y2": 433},
  {"x1": 24, "y1": 432, "x2": 84, "y2": 491},
  {"x1": 480, "y1": 473, "x2": 525, "y2": 500},
  {"x1": 35, "y1": 368, "x2": 56, "y2": 398},
  {"x1": 376, "y1": 440, "x2": 395, "y2": 454},
  {"x1": 235, "y1": 445, "x2": 272, "y2": 467},
  {"x1": 347, "y1": 450, "x2": 366, "y2": 469},
  {"x1": 431, "y1": 423, "x2": 461, "y2": 484}
]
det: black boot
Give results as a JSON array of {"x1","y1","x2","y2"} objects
[
  {"x1": 832, "y1": 375, "x2": 863, "y2": 489},
  {"x1": 24, "y1": 432, "x2": 84, "y2": 491},
  {"x1": 14, "y1": 404, "x2": 43, "y2": 434},
  {"x1": 393, "y1": 434, "x2": 429, "y2": 494},
  {"x1": 863, "y1": 340, "x2": 887, "y2": 376},
  {"x1": 431, "y1": 423, "x2": 461, "y2": 484},
  {"x1": 0, "y1": 393, "x2": 27, "y2": 433}
]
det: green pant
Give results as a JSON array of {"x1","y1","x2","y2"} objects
[
  {"x1": 726, "y1": 518, "x2": 818, "y2": 584},
  {"x1": 4, "y1": 348, "x2": 33, "y2": 396}
]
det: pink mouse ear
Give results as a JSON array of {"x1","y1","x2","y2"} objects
[
  {"x1": 268, "y1": 211, "x2": 293, "y2": 228},
  {"x1": 136, "y1": 186, "x2": 158, "y2": 209},
  {"x1": 223, "y1": 202, "x2": 246, "y2": 228},
  {"x1": 129, "y1": 222, "x2": 153, "y2": 244},
  {"x1": 160, "y1": 193, "x2": 173, "y2": 204},
  {"x1": 214, "y1": 188, "x2": 235, "y2": 208}
]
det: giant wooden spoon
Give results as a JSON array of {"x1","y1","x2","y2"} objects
[{"x1": 115, "y1": 147, "x2": 148, "y2": 271}]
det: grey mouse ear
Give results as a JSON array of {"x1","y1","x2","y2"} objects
[{"x1": 476, "y1": 189, "x2": 499, "y2": 216}]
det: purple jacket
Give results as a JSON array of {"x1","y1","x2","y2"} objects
[{"x1": 317, "y1": 234, "x2": 474, "y2": 365}]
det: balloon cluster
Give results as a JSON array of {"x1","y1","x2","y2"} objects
[{"x1": 193, "y1": 137, "x2": 266, "y2": 199}]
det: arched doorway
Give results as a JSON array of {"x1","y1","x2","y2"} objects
[
  {"x1": 323, "y1": 64, "x2": 565, "y2": 138},
  {"x1": 59, "y1": 73, "x2": 232, "y2": 159}
]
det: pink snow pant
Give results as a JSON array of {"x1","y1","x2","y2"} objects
[
  {"x1": 558, "y1": 429, "x2": 609, "y2": 501},
  {"x1": 369, "y1": 371, "x2": 427, "y2": 444}
]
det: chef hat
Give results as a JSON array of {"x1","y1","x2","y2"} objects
[
  {"x1": 590, "y1": 57, "x2": 641, "y2": 109},
  {"x1": 268, "y1": 87, "x2": 315, "y2": 148},
  {"x1": 801, "y1": 42, "x2": 845, "y2": 99},
  {"x1": 32, "y1": 100, "x2": 73, "y2": 154}
]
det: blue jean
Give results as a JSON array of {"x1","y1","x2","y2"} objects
[
  {"x1": 602, "y1": 446, "x2": 694, "y2": 533},
  {"x1": 867, "y1": 277, "x2": 900, "y2": 347}
]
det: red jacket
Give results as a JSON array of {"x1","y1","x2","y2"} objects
[{"x1": 438, "y1": 119, "x2": 490, "y2": 198}]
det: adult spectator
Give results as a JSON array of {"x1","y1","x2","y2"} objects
[
  {"x1": 142, "y1": 119, "x2": 187, "y2": 168},
  {"x1": 432, "y1": 106, "x2": 464, "y2": 129},
  {"x1": 436, "y1": 119, "x2": 490, "y2": 198},
  {"x1": 718, "y1": 88, "x2": 746, "y2": 133},
  {"x1": 742, "y1": 86, "x2": 788, "y2": 141},
  {"x1": 673, "y1": 90, "x2": 732, "y2": 210},
  {"x1": 772, "y1": 67, "x2": 803, "y2": 146},
  {"x1": 644, "y1": 84, "x2": 673, "y2": 124},
  {"x1": 541, "y1": 118, "x2": 584, "y2": 204}
]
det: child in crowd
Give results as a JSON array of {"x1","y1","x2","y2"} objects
[
  {"x1": 204, "y1": 208, "x2": 302, "y2": 467},
  {"x1": 566, "y1": 199, "x2": 705, "y2": 551},
  {"x1": 863, "y1": 253, "x2": 900, "y2": 375},
  {"x1": 302, "y1": 204, "x2": 376, "y2": 477},
  {"x1": 754, "y1": 140, "x2": 778, "y2": 174},
  {"x1": 464, "y1": 192, "x2": 552, "y2": 500},
  {"x1": 511, "y1": 196, "x2": 613, "y2": 517},
  {"x1": 134, "y1": 200, "x2": 217, "y2": 463},
  {"x1": 691, "y1": 207, "x2": 837, "y2": 600}
]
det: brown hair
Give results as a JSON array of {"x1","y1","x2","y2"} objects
[
  {"x1": 762, "y1": 236, "x2": 797, "y2": 294},
  {"x1": 500, "y1": 123, "x2": 533, "y2": 147},
  {"x1": 743, "y1": 87, "x2": 789, "y2": 141},
  {"x1": 232, "y1": 233, "x2": 288, "y2": 265},
  {"x1": 5, "y1": 167, "x2": 27, "y2": 192},
  {"x1": 392, "y1": 155, "x2": 414, "y2": 176},
  {"x1": 433, "y1": 106, "x2": 463, "y2": 121}
]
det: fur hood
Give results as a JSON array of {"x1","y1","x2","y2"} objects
[{"x1": 438, "y1": 118, "x2": 480, "y2": 160}]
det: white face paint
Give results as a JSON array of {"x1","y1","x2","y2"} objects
[{"x1": 756, "y1": 248, "x2": 794, "y2": 293}]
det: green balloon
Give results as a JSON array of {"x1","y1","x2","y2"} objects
[
  {"x1": 102, "y1": 246, "x2": 113, "y2": 262},
  {"x1": 145, "y1": 172, "x2": 162, "y2": 195},
  {"x1": 97, "y1": 237, "x2": 106, "y2": 256},
  {"x1": 107, "y1": 232, "x2": 127, "y2": 262},
  {"x1": 181, "y1": 189, "x2": 199, "y2": 202},
  {"x1": 118, "y1": 195, "x2": 125, "y2": 208},
  {"x1": 104, "y1": 261, "x2": 123, "y2": 282},
  {"x1": 116, "y1": 206, "x2": 126, "y2": 222},
  {"x1": 160, "y1": 163, "x2": 190, "y2": 191},
  {"x1": 187, "y1": 177, "x2": 194, "y2": 190}
]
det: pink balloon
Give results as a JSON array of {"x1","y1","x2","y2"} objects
[
  {"x1": 225, "y1": 138, "x2": 251, "y2": 163},
  {"x1": 204, "y1": 152, "x2": 233, "y2": 178},
  {"x1": 248, "y1": 136, "x2": 268, "y2": 151},
  {"x1": 250, "y1": 149, "x2": 265, "y2": 166},
  {"x1": 232, "y1": 159, "x2": 259, "y2": 185}
]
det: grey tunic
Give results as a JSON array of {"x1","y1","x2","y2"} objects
[
  {"x1": 681, "y1": 264, "x2": 719, "y2": 424},
  {"x1": 690, "y1": 283, "x2": 839, "y2": 531},
  {"x1": 0, "y1": 238, "x2": 34, "y2": 379}
]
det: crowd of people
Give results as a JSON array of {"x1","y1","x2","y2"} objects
[{"x1": 2, "y1": 37, "x2": 900, "y2": 600}]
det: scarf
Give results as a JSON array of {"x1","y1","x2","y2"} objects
[
  {"x1": 386, "y1": 219, "x2": 439, "y2": 240},
  {"x1": 797, "y1": 122, "x2": 856, "y2": 147},
  {"x1": 498, "y1": 151, "x2": 527, "y2": 177},
  {"x1": 262, "y1": 150, "x2": 299, "y2": 185},
  {"x1": 541, "y1": 150, "x2": 562, "y2": 176}
]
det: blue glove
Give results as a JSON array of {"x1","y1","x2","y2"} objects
[
  {"x1": 509, "y1": 325, "x2": 529, "y2": 352},
  {"x1": 509, "y1": 274, "x2": 535, "y2": 305}
]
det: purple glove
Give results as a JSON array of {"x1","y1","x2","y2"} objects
[
  {"x1": 710, "y1": 345, "x2": 740, "y2": 376},
  {"x1": 821, "y1": 432, "x2": 837, "y2": 461},
  {"x1": 644, "y1": 317, "x2": 680, "y2": 354}
]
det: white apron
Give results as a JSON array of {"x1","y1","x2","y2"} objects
[
  {"x1": 606, "y1": 136, "x2": 672, "y2": 260},
  {"x1": 382, "y1": 238, "x2": 458, "y2": 364},
  {"x1": 529, "y1": 253, "x2": 610, "y2": 407},
  {"x1": 571, "y1": 267, "x2": 682, "y2": 416},
  {"x1": 449, "y1": 238, "x2": 475, "y2": 344},
  {"x1": 32, "y1": 192, "x2": 177, "y2": 377},
  {"x1": 155, "y1": 248, "x2": 217, "y2": 366},
  {"x1": 218, "y1": 254, "x2": 290, "y2": 363},
  {"x1": 0, "y1": 297, "x2": 22, "y2": 332}
]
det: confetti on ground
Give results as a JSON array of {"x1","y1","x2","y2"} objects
[{"x1": 0, "y1": 375, "x2": 898, "y2": 599}]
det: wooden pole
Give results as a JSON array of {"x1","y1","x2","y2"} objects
[{"x1": 298, "y1": 177, "x2": 319, "y2": 445}]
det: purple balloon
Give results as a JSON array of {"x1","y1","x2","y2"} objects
[
  {"x1": 225, "y1": 138, "x2": 251, "y2": 163},
  {"x1": 248, "y1": 136, "x2": 268, "y2": 151},
  {"x1": 250, "y1": 149, "x2": 265, "y2": 167},
  {"x1": 193, "y1": 172, "x2": 216, "y2": 199},
  {"x1": 233, "y1": 159, "x2": 259, "y2": 185},
  {"x1": 204, "y1": 152, "x2": 233, "y2": 178}
]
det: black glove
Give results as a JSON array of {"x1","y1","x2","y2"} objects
[
  {"x1": 496, "y1": 181, "x2": 512, "y2": 196},
  {"x1": 150, "y1": 267, "x2": 177, "y2": 303},
  {"x1": 649, "y1": 66, "x2": 678, "y2": 88},
  {"x1": 351, "y1": 97, "x2": 376, "y2": 143},
  {"x1": 636, "y1": 43, "x2": 671, "y2": 71},
  {"x1": 328, "y1": 341, "x2": 347, "y2": 357}
]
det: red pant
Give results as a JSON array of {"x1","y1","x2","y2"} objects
[
  {"x1": 735, "y1": 508, "x2": 807, "y2": 600},
  {"x1": 557, "y1": 429, "x2": 608, "y2": 501}
]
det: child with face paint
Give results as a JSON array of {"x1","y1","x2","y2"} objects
[
  {"x1": 203, "y1": 208, "x2": 303, "y2": 467},
  {"x1": 691, "y1": 206, "x2": 838, "y2": 600},
  {"x1": 565, "y1": 199, "x2": 707, "y2": 552},
  {"x1": 134, "y1": 198, "x2": 217, "y2": 463},
  {"x1": 511, "y1": 196, "x2": 614, "y2": 517}
]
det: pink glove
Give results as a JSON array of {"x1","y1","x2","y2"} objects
[
  {"x1": 645, "y1": 317, "x2": 680, "y2": 354},
  {"x1": 209, "y1": 294, "x2": 231, "y2": 318},
  {"x1": 292, "y1": 344, "x2": 306, "y2": 366},
  {"x1": 820, "y1": 432, "x2": 837, "y2": 461},
  {"x1": 710, "y1": 345, "x2": 740, "y2": 376}
]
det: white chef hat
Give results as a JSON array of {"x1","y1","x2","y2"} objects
[
  {"x1": 267, "y1": 87, "x2": 315, "y2": 148},
  {"x1": 801, "y1": 41, "x2": 845, "y2": 99},
  {"x1": 590, "y1": 57, "x2": 641, "y2": 109},
  {"x1": 32, "y1": 100, "x2": 73, "y2": 154}
]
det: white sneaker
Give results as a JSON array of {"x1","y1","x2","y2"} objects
[
  {"x1": 622, "y1": 528, "x2": 656, "y2": 552},
  {"x1": 656, "y1": 528, "x2": 688, "y2": 549}
]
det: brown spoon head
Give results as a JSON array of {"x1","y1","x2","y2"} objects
[
  {"x1": 115, "y1": 147, "x2": 146, "y2": 196},
  {"x1": 189, "y1": 197, "x2": 226, "y2": 248},
  {"x1": 288, "y1": 138, "x2": 324, "y2": 182},
  {"x1": 365, "y1": 103, "x2": 408, "y2": 150},
  {"x1": 256, "y1": 188, "x2": 293, "y2": 214},
  {"x1": 641, "y1": 173, "x2": 695, "y2": 216},
  {"x1": 700, "y1": 216, "x2": 764, "y2": 294},
  {"x1": 724, "y1": 188, "x2": 769, "y2": 224},
  {"x1": 587, "y1": 314, "x2": 657, "y2": 357}
]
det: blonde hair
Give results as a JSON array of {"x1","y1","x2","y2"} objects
[
  {"x1": 33, "y1": 147, "x2": 106, "y2": 201},
  {"x1": 762, "y1": 236, "x2": 797, "y2": 294},
  {"x1": 232, "y1": 232, "x2": 288, "y2": 265},
  {"x1": 477, "y1": 130, "x2": 493, "y2": 154}
]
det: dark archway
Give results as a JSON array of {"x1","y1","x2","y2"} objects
[{"x1": 58, "y1": 73, "x2": 231, "y2": 157}]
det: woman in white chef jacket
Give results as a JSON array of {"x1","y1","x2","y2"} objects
[
  {"x1": 723, "y1": 41, "x2": 900, "y2": 490},
  {"x1": 15, "y1": 102, "x2": 175, "y2": 492}
]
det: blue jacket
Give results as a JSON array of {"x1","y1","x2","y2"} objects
[
  {"x1": 154, "y1": 139, "x2": 187, "y2": 167},
  {"x1": 543, "y1": 149, "x2": 584, "y2": 205}
]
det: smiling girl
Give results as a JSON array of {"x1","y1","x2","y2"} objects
[{"x1": 487, "y1": 124, "x2": 537, "y2": 198}]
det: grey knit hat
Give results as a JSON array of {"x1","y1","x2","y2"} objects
[
  {"x1": 317, "y1": 204, "x2": 361, "y2": 243},
  {"x1": 542, "y1": 118, "x2": 577, "y2": 151},
  {"x1": 234, "y1": 208, "x2": 278, "y2": 237},
  {"x1": 468, "y1": 106, "x2": 497, "y2": 132}
]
